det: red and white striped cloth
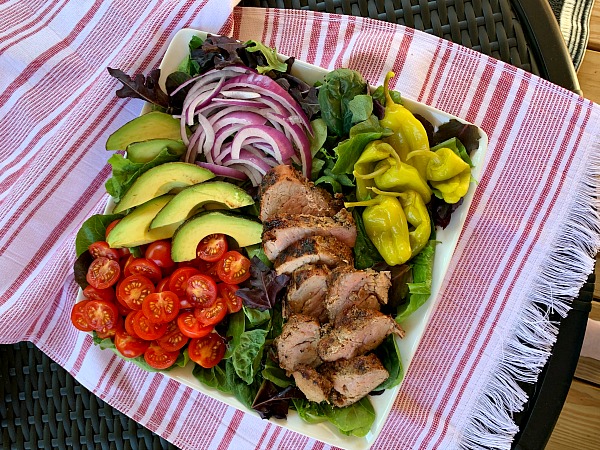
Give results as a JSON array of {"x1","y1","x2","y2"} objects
[{"x1": 1, "y1": 1, "x2": 599, "y2": 449}]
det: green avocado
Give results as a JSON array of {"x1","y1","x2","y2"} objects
[
  {"x1": 107, "y1": 195, "x2": 181, "y2": 248},
  {"x1": 126, "y1": 139, "x2": 187, "y2": 164},
  {"x1": 150, "y1": 181, "x2": 255, "y2": 229},
  {"x1": 106, "y1": 111, "x2": 182, "y2": 151},
  {"x1": 171, "y1": 211, "x2": 263, "y2": 262},
  {"x1": 112, "y1": 162, "x2": 215, "y2": 214}
]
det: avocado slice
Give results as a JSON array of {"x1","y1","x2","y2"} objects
[
  {"x1": 107, "y1": 195, "x2": 181, "y2": 248},
  {"x1": 106, "y1": 111, "x2": 182, "y2": 150},
  {"x1": 113, "y1": 162, "x2": 215, "y2": 214},
  {"x1": 150, "y1": 181, "x2": 255, "y2": 229},
  {"x1": 171, "y1": 211, "x2": 263, "y2": 262},
  {"x1": 126, "y1": 139, "x2": 187, "y2": 164}
]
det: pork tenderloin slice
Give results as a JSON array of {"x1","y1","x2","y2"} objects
[
  {"x1": 325, "y1": 266, "x2": 391, "y2": 321},
  {"x1": 275, "y1": 314, "x2": 322, "y2": 375},
  {"x1": 321, "y1": 354, "x2": 389, "y2": 407},
  {"x1": 259, "y1": 165, "x2": 343, "y2": 222},
  {"x1": 284, "y1": 264, "x2": 330, "y2": 322},
  {"x1": 318, "y1": 306, "x2": 404, "y2": 362},
  {"x1": 274, "y1": 235, "x2": 354, "y2": 275},
  {"x1": 262, "y1": 208, "x2": 357, "y2": 261},
  {"x1": 292, "y1": 365, "x2": 332, "y2": 404}
]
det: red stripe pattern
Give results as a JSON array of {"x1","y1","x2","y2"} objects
[{"x1": 1, "y1": 3, "x2": 599, "y2": 450}]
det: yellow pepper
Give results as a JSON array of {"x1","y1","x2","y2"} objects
[
  {"x1": 344, "y1": 195, "x2": 412, "y2": 266},
  {"x1": 380, "y1": 71, "x2": 431, "y2": 179},
  {"x1": 430, "y1": 168, "x2": 471, "y2": 204},
  {"x1": 372, "y1": 151, "x2": 432, "y2": 203},
  {"x1": 352, "y1": 140, "x2": 392, "y2": 201},
  {"x1": 407, "y1": 147, "x2": 470, "y2": 181}
]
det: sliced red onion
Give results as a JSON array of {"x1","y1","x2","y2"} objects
[
  {"x1": 230, "y1": 125, "x2": 295, "y2": 164},
  {"x1": 211, "y1": 98, "x2": 268, "y2": 108},
  {"x1": 242, "y1": 145, "x2": 279, "y2": 167},
  {"x1": 222, "y1": 149, "x2": 272, "y2": 175},
  {"x1": 227, "y1": 163, "x2": 262, "y2": 186},
  {"x1": 186, "y1": 78, "x2": 225, "y2": 125},
  {"x1": 220, "y1": 91, "x2": 261, "y2": 100},
  {"x1": 196, "y1": 161, "x2": 247, "y2": 181}
]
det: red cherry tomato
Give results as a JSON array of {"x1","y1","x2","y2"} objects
[
  {"x1": 145, "y1": 240, "x2": 175, "y2": 270},
  {"x1": 156, "y1": 276, "x2": 171, "y2": 292},
  {"x1": 124, "y1": 311, "x2": 138, "y2": 337},
  {"x1": 188, "y1": 333, "x2": 227, "y2": 369},
  {"x1": 89, "y1": 241, "x2": 120, "y2": 261},
  {"x1": 132, "y1": 311, "x2": 167, "y2": 341},
  {"x1": 114, "y1": 329, "x2": 150, "y2": 358},
  {"x1": 125, "y1": 258, "x2": 162, "y2": 284},
  {"x1": 83, "y1": 300, "x2": 120, "y2": 331},
  {"x1": 157, "y1": 320, "x2": 189, "y2": 352},
  {"x1": 218, "y1": 283, "x2": 243, "y2": 313},
  {"x1": 96, "y1": 316, "x2": 122, "y2": 339},
  {"x1": 197, "y1": 259, "x2": 219, "y2": 278},
  {"x1": 87, "y1": 257, "x2": 120, "y2": 289},
  {"x1": 194, "y1": 298, "x2": 227, "y2": 328},
  {"x1": 196, "y1": 234, "x2": 228, "y2": 262},
  {"x1": 144, "y1": 342, "x2": 179, "y2": 370},
  {"x1": 117, "y1": 275, "x2": 155, "y2": 310},
  {"x1": 70, "y1": 300, "x2": 93, "y2": 332},
  {"x1": 176, "y1": 311, "x2": 213, "y2": 339},
  {"x1": 142, "y1": 291, "x2": 180, "y2": 324},
  {"x1": 216, "y1": 251, "x2": 251, "y2": 284},
  {"x1": 178, "y1": 297, "x2": 194, "y2": 310},
  {"x1": 168, "y1": 267, "x2": 200, "y2": 298},
  {"x1": 105, "y1": 219, "x2": 120, "y2": 239},
  {"x1": 83, "y1": 285, "x2": 115, "y2": 303},
  {"x1": 185, "y1": 274, "x2": 218, "y2": 308}
]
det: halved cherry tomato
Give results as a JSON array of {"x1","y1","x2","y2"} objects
[
  {"x1": 70, "y1": 300, "x2": 93, "y2": 332},
  {"x1": 185, "y1": 274, "x2": 218, "y2": 308},
  {"x1": 114, "y1": 329, "x2": 150, "y2": 358},
  {"x1": 218, "y1": 283, "x2": 243, "y2": 313},
  {"x1": 194, "y1": 298, "x2": 227, "y2": 328},
  {"x1": 87, "y1": 257, "x2": 120, "y2": 289},
  {"x1": 96, "y1": 316, "x2": 123, "y2": 339},
  {"x1": 142, "y1": 291, "x2": 180, "y2": 323},
  {"x1": 105, "y1": 219, "x2": 120, "y2": 239},
  {"x1": 188, "y1": 333, "x2": 227, "y2": 368},
  {"x1": 144, "y1": 342, "x2": 179, "y2": 370},
  {"x1": 83, "y1": 300, "x2": 119, "y2": 331},
  {"x1": 156, "y1": 276, "x2": 171, "y2": 292},
  {"x1": 132, "y1": 311, "x2": 167, "y2": 340},
  {"x1": 157, "y1": 320, "x2": 189, "y2": 352},
  {"x1": 168, "y1": 267, "x2": 200, "y2": 298},
  {"x1": 124, "y1": 311, "x2": 138, "y2": 337},
  {"x1": 196, "y1": 234, "x2": 228, "y2": 262},
  {"x1": 117, "y1": 275, "x2": 155, "y2": 310},
  {"x1": 145, "y1": 240, "x2": 175, "y2": 270},
  {"x1": 197, "y1": 259, "x2": 219, "y2": 278},
  {"x1": 176, "y1": 311, "x2": 213, "y2": 339},
  {"x1": 125, "y1": 258, "x2": 162, "y2": 284},
  {"x1": 178, "y1": 297, "x2": 194, "y2": 310},
  {"x1": 83, "y1": 285, "x2": 115, "y2": 303},
  {"x1": 216, "y1": 251, "x2": 251, "y2": 284},
  {"x1": 89, "y1": 241, "x2": 120, "y2": 261}
]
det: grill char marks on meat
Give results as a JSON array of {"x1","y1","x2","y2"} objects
[
  {"x1": 274, "y1": 235, "x2": 354, "y2": 275},
  {"x1": 318, "y1": 306, "x2": 405, "y2": 362},
  {"x1": 284, "y1": 264, "x2": 331, "y2": 322},
  {"x1": 259, "y1": 165, "x2": 343, "y2": 222},
  {"x1": 321, "y1": 354, "x2": 389, "y2": 407},
  {"x1": 275, "y1": 314, "x2": 322, "y2": 375},
  {"x1": 325, "y1": 266, "x2": 391, "y2": 321},
  {"x1": 292, "y1": 365, "x2": 333, "y2": 403},
  {"x1": 262, "y1": 208, "x2": 357, "y2": 261}
]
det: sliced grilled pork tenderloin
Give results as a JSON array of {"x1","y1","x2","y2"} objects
[
  {"x1": 274, "y1": 235, "x2": 354, "y2": 275},
  {"x1": 318, "y1": 306, "x2": 404, "y2": 362},
  {"x1": 284, "y1": 264, "x2": 331, "y2": 321},
  {"x1": 259, "y1": 165, "x2": 343, "y2": 222},
  {"x1": 292, "y1": 365, "x2": 333, "y2": 403},
  {"x1": 275, "y1": 314, "x2": 322, "y2": 375},
  {"x1": 262, "y1": 208, "x2": 357, "y2": 261},
  {"x1": 320, "y1": 354, "x2": 389, "y2": 407},
  {"x1": 325, "y1": 266, "x2": 391, "y2": 321}
]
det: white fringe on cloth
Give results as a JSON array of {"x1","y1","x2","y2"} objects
[{"x1": 459, "y1": 144, "x2": 600, "y2": 449}]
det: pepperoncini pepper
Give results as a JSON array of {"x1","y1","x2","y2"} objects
[
  {"x1": 430, "y1": 168, "x2": 471, "y2": 204},
  {"x1": 353, "y1": 140, "x2": 392, "y2": 201},
  {"x1": 344, "y1": 195, "x2": 412, "y2": 266},
  {"x1": 407, "y1": 146, "x2": 470, "y2": 181},
  {"x1": 370, "y1": 188, "x2": 431, "y2": 257},
  {"x1": 380, "y1": 71, "x2": 431, "y2": 179}
]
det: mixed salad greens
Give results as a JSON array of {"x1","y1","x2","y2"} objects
[{"x1": 71, "y1": 33, "x2": 480, "y2": 438}]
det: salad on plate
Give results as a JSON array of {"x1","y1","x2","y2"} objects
[{"x1": 70, "y1": 29, "x2": 486, "y2": 448}]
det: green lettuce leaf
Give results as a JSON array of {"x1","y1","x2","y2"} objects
[
  {"x1": 232, "y1": 329, "x2": 268, "y2": 384},
  {"x1": 75, "y1": 213, "x2": 124, "y2": 257}
]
